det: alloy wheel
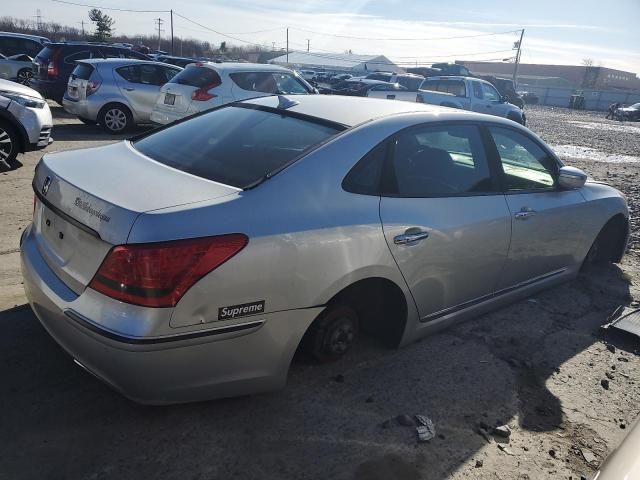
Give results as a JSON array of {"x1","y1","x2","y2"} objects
[
  {"x1": 16, "y1": 69, "x2": 33, "y2": 86},
  {"x1": 104, "y1": 108, "x2": 127, "y2": 132},
  {"x1": 0, "y1": 127, "x2": 13, "y2": 169}
]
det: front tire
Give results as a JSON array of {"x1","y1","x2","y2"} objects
[
  {"x1": 99, "y1": 104, "x2": 133, "y2": 134},
  {"x1": 304, "y1": 305, "x2": 359, "y2": 363},
  {"x1": 0, "y1": 121, "x2": 20, "y2": 170}
]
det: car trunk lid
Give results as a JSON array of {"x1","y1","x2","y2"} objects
[
  {"x1": 32, "y1": 141, "x2": 239, "y2": 294},
  {"x1": 156, "y1": 83, "x2": 196, "y2": 114}
]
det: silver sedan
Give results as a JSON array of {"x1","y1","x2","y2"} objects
[
  {"x1": 62, "y1": 58, "x2": 182, "y2": 133},
  {"x1": 21, "y1": 95, "x2": 629, "y2": 404}
]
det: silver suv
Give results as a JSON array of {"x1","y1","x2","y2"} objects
[
  {"x1": 0, "y1": 79, "x2": 52, "y2": 169},
  {"x1": 62, "y1": 59, "x2": 182, "y2": 134}
]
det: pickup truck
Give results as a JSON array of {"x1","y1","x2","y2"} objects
[
  {"x1": 364, "y1": 73, "x2": 425, "y2": 102},
  {"x1": 416, "y1": 76, "x2": 526, "y2": 125}
]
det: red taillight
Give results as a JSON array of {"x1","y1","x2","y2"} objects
[
  {"x1": 86, "y1": 79, "x2": 101, "y2": 96},
  {"x1": 89, "y1": 234, "x2": 248, "y2": 308},
  {"x1": 46, "y1": 49, "x2": 61, "y2": 79},
  {"x1": 191, "y1": 81, "x2": 220, "y2": 101}
]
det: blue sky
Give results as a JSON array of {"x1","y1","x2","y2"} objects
[{"x1": 7, "y1": 0, "x2": 640, "y2": 73}]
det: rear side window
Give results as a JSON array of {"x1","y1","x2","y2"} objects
[
  {"x1": 472, "y1": 81, "x2": 483, "y2": 99},
  {"x1": 170, "y1": 65, "x2": 221, "y2": 88},
  {"x1": 133, "y1": 105, "x2": 342, "y2": 188},
  {"x1": 387, "y1": 124, "x2": 495, "y2": 196},
  {"x1": 71, "y1": 63, "x2": 94, "y2": 80},
  {"x1": 343, "y1": 141, "x2": 387, "y2": 195},
  {"x1": 397, "y1": 77, "x2": 423, "y2": 90},
  {"x1": 441, "y1": 80, "x2": 466, "y2": 97},
  {"x1": 116, "y1": 65, "x2": 164, "y2": 85},
  {"x1": 64, "y1": 50, "x2": 91, "y2": 65},
  {"x1": 230, "y1": 72, "x2": 310, "y2": 94}
]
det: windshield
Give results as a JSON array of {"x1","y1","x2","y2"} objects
[{"x1": 134, "y1": 105, "x2": 342, "y2": 188}]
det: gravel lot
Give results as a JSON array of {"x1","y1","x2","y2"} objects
[{"x1": 0, "y1": 104, "x2": 639, "y2": 480}]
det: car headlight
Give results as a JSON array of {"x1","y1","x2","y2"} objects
[{"x1": 0, "y1": 91, "x2": 46, "y2": 109}]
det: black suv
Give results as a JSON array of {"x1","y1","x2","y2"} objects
[{"x1": 31, "y1": 42, "x2": 150, "y2": 104}]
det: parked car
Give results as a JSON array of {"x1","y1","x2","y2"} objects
[
  {"x1": 22, "y1": 94, "x2": 628, "y2": 403},
  {"x1": 364, "y1": 82, "x2": 418, "y2": 102},
  {"x1": 480, "y1": 76, "x2": 524, "y2": 109},
  {"x1": 156, "y1": 55, "x2": 197, "y2": 68},
  {"x1": 62, "y1": 59, "x2": 182, "y2": 133},
  {"x1": 150, "y1": 62, "x2": 315, "y2": 125},
  {"x1": 0, "y1": 53, "x2": 34, "y2": 85},
  {"x1": 0, "y1": 32, "x2": 49, "y2": 58},
  {"x1": 325, "y1": 78, "x2": 401, "y2": 97},
  {"x1": 0, "y1": 79, "x2": 52, "y2": 169},
  {"x1": 407, "y1": 63, "x2": 473, "y2": 78},
  {"x1": 417, "y1": 76, "x2": 526, "y2": 124},
  {"x1": 299, "y1": 69, "x2": 317, "y2": 81},
  {"x1": 614, "y1": 102, "x2": 640, "y2": 121},
  {"x1": 364, "y1": 72, "x2": 424, "y2": 90},
  {"x1": 518, "y1": 90, "x2": 539, "y2": 105},
  {"x1": 31, "y1": 42, "x2": 151, "y2": 104}
]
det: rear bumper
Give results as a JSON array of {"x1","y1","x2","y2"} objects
[
  {"x1": 20, "y1": 224, "x2": 319, "y2": 404},
  {"x1": 149, "y1": 107, "x2": 186, "y2": 125},
  {"x1": 30, "y1": 79, "x2": 64, "y2": 103},
  {"x1": 62, "y1": 96, "x2": 95, "y2": 120}
]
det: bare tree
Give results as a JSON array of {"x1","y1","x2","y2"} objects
[{"x1": 582, "y1": 58, "x2": 594, "y2": 67}]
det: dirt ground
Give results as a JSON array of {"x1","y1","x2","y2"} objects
[{"x1": 0, "y1": 104, "x2": 639, "y2": 480}]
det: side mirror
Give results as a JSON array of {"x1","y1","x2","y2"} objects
[
  {"x1": 558, "y1": 166, "x2": 587, "y2": 190},
  {"x1": 501, "y1": 95, "x2": 509, "y2": 103}
]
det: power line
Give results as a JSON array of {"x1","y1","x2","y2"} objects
[
  {"x1": 52, "y1": 0, "x2": 169, "y2": 13},
  {"x1": 172, "y1": 11, "x2": 270, "y2": 47},
  {"x1": 288, "y1": 26, "x2": 522, "y2": 41}
]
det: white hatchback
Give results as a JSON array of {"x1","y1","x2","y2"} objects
[{"x1": 150, "y1": 62, "x2": 316, "y2": 124}]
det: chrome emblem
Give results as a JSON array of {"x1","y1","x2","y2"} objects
[{"x1": 42, "y1": 176, "x2": 52, "y2": 196}]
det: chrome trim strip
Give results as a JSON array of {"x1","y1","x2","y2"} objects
[
  {"x1": 64, "y1": 309, "x2": 264, "y2": 345},
  {"x1": 421, "y1": 268, "x2": 567, "y2": 322}
]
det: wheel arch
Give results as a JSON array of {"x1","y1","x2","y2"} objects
[
  {"x1": 0, "y1": 109, "x2": 27, "y2": 153},
  {"x1": 311, "y1": 273, "x2": 412, "y2": 348},
  {"x1": 595, "y1": 213, "x2": 629, "y2": 263}
]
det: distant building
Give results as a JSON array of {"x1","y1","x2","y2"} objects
[
  {"x1": 269, "y1": 51, "x2": 404, "y2": 74},
  {"x1": 458, "y1": 61, "x2": 640, "y2": 91}
]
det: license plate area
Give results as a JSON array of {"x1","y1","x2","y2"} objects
[{"x1": 164, "y1": 93, "x2": 176, "y2": 105}]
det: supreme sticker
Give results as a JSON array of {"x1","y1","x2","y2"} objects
[{"x1": 218, "y1": 300, "x2": 265, "y2": 320}]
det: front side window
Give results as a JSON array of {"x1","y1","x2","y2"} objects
[
  {"x1": 133, "y1": 105, "x2": 343, "y2": 188},
  {"x1": 488, "y1": 127, "x2": 557, "y2": 191},
  {"x1": 387, "y1": 124, "x2": 495, "y2": 196},
  {"x1": 421, "y1": 80, "x2": 439, "y2": 92},
  {"x1": 481, "y1": 83, "x2": 501, "y2": 102},
  {"x1": 472, "y1": 81, "x2": 483, "y2": 99},
  {"x1": 230, "y1": 72, "x2": 311, "y2": 94}
]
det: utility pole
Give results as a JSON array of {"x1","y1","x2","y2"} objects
[
  {"x1": 306, "y1": 38, "x2": 310, "y2": 52},
  {"x1": 79, "y1": 20, "x2": 85, "y2": 37},
  {"x1": 286, "y1": 27, "x2": 289, "y2": 64},
  {"x1": 512, "y1": 28, "x2": 525, "y2": 87},
  {"x1": 155, "y1": 17, "x2": 164, "y2": 51},
  {"x1": 170, "y1": 10, "x2": 174, "y2": 56},
  {"x1": 34, "y1": 9, "x2": 43, "y2": 31}
]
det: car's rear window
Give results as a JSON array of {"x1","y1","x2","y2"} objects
[
  {"x1": 35, "y1": 46, "x2": 54, "y2": 60},
  {"x1": 71, "y1": 63, "x2": 94, "y2": 80},
  {"x1": 133, "y1": 105, "x2": 343, "y2": 188},
  {"x1": 169, "y1": 65, "x2": 221, "y2": 88}
]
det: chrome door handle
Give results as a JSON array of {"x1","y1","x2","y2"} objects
[{"x1": 394, "y1": 231, "x2": 429, "y2": 245}]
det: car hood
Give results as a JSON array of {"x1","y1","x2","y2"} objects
[{"x1": 0, "y1": 79, "x2": 44, "y2": 99}]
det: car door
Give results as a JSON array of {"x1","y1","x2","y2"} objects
[
  {"x1": 114, "y1": 64, "x2": 164, "y2": 121},
  {"x1": 485, "y1": 125, "x2": 589, "y2": 289},
  {"x1": 379, "y1": 123, "x2": 512, "y2": 320},
  {"x1": 470, "y1": 81, "x2": 487, "y2": 113},
  {"x1": 480, "y1": 82, "x2": 511, "y2": 117}
]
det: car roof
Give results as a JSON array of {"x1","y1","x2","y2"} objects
[
  {"x1": 241, "y1": 95, "x2": 477, "y2": 127},
  {"x1": 79, "y1": 58, "x2": 175, "y2": 67},
  {"x1": 346, "y1": 78, "x2": 390, "y2": 85},
  {"x1": 196, "y1": 62, "x2": 293, "y2": 73},
  {"x1": 0, "y1": 31, "x2": 49, "y2": 42}
]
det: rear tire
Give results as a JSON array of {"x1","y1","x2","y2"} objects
[
  {"x1": 0, "y1": 121, "x2": 20, "y2": 170},
  {"x1": 98, "y1": 103, "x2": 133, "y2": 134},
  {"x1": 304, "y1": 305, "x2": 359, "y2": 363},
  {"x1": 16, "y1": 68, "x2": 32, "y2": 86}
]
